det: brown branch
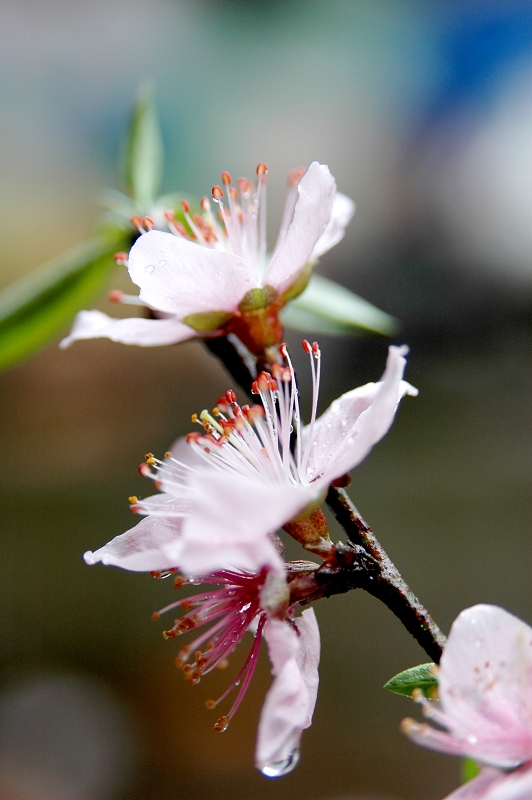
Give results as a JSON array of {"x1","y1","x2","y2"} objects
[{"x1": 326, "y1": 486, "x2": 446, "y2": 663}]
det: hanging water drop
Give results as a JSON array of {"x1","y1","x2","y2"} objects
[
  {"x1": 145, "y1": 264, "x2": 155, "y2": 274},
  {"x1": 260, "y1": 748, "x2": 300, "y2": 777},
  {"x1": 159, "y1": 259, "x2": 167, "y2": 267}
]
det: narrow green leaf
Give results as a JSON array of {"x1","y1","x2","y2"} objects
[
  {"x1": 384, "y1": 663, "x2": 438, "y2": 698},
  {"x1": 281, "y1": 273, "x2": 398, "y2": 336},
  {"x1": 461, "y1": 758, "x2": 480, "y2": 784},
  {"x1": 121, "y1": 83, "x2": 164, "y2": 211},
  {"x1": 0, "y1": 229, "x2": 128, "y2": 372}
]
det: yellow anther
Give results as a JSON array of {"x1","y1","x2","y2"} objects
[
  {"x1": 191, "y1": 413, "x2": 198, "y2": 423},
  {"x1": 128, "y1": 496, "x2": 139, "y2": 505}
]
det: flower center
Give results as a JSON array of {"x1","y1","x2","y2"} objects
[
  {"x1": 184, "y1": 340, "x2": 321, "y2": 487},
  {"x1": 150, "y1": 568, "x2": 269, "y2": 732}
]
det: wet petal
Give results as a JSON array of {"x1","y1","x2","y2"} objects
[
  {"x1": 178, "y1": 471, "x2": 309, "y2": 576},
  {"x1": 437, "y1": 605, "x2": 532, "y2": 767},
  {"x1": 128, "y1": 230, "x2": 259, "y2": 316},
  {"x1": 310, "y1": 191, "x2": 355, "y2": 261},
  {"x1": 84, "y1": 514, "x2": 184, "y2": 571},
  {"x1": 264, "y1": 162, "x2": 336, "y2": 296},
  {"x1": 305, "y1": 345, "x2": 417, "y2": 483},
  {"x1": 255, "y1": 608, "x2": 320, "y2": 773},
  {"x1": 60, "y1": 309, "x2": 196, "y2": 348}
]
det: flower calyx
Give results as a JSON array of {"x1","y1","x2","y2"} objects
[{"x1": 283, "y1": 506, "x2": 332, "y2": 557}]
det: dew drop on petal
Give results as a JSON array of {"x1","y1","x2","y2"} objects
[
  {"x1": 145, "y1": 264, "x2": 155, "y2": 274},
  {"x1": 261, "y1": 748, "x2": 300, "y2": 778},
  {"x1": 159, "y1": 260, "x2": 167, "y2": 267}
]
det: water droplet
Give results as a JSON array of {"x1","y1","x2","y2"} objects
[
  {"x1": 145, "y1": 264, "x2": 155, "y2": 274},
  {"x1": 159, "y1": 259, "x2": 167, "y2": 267},
  {"x1": 261, "y1": 748, "x2": 300, "y2": 778}
]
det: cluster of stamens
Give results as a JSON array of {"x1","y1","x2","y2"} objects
[
  {"x1": 150, "y1": 569, "x2": 268, "y2": 733},
  {"x1": 110, "y1": 162, "x2": 308, "y2": 303}
]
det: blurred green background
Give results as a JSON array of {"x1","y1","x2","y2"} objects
[{"x1": 0, "y1": 1, "x2": 531, "y2": 798}]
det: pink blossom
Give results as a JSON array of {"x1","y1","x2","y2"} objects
[
  {"x1": 83, "y1": 343, "x2": 416, "y2": 574},
  {"x1": 402, "y1": 605, "x2": 532, "y2": 800},
  {"x1": 149, "y1": 566, "x2": 320, "y2": 776},
  {"x1": 60, "y1": 162, "x2": 355, "y2": 354}
]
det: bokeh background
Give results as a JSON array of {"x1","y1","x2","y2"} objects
[{"x1": 0, "y1": 1, "x2": 531, "y2": 798}]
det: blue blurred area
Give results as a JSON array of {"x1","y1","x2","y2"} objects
[{"x1": 0, "y1": 2, "x2": 530, "y2": 799}]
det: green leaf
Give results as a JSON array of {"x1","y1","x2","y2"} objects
[
  {"x1": 121, "y1": 83, "x2": 164, "y2": 211},
  {"x1": 461, "y1": 757, "x2": 480, "y2": 784},
  {"x1": 281, "y1": 273, "x2": 398, "y2": 336},
  {"x1": 0, "y1": 228, "x2": 128, "y2": 372},
  {"x1": 384, "y1": 663, "x2": 438, "y2": 698}
]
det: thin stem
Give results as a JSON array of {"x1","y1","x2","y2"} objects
[{"x1": 326, "y1": 486, "x2": 446, "y2": 663}]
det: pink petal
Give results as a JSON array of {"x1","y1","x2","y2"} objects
[
  {"x1": 178, "y1": 471, "x2": 309, "y2": 576},
  {"x1": 305, "y1": 345, "x2": 418, "y2": 483},
  {"x1": 255, "y1": 608, "x2": 320, "y2": 775},
  {"x1": 437, "y1": 605, "x2": 532, "y2": 767},
  {"x1": 128, "y1": 230, "x2": 258, "y2": 316},
  {"x1": 59, "y1": 309, "x2": 196, "y2": 348},
  {"x1": 443, "y1": 769, "x2": 508, "y2": 800},
  {"x1": 264, "y1": 162, "x2": 336, "y2": 296},
  {"x1": 83, "y1": 514, "x2": 184, "y2": 571},
  {"x1": 310, "y1": 191, "x2": 355, "y2": 261}
]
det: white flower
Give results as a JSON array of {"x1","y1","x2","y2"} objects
[
  {"x1": 61, "y1": 162, "x2": 354, "y2": 354},
  {"x1": 402, "y1": 605, "x2": 532, "y2": 800}
]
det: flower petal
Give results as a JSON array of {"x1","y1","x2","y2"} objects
[
  {"x1": 60, "y1": 309, "x2": 196, "y2": 348},
  {"x1": 264, "y1": 162, "x2": 336, "y2": 296},
  {"x1": 255, "y1": 608, "x2": 320, "y2": 774},
  {"x1": 305, "y1": 345, "x2": 418, "y2": 483},
  {"x1": 310, "y1": 191, "x2": 355, "y2": 261},
  {"x1": 177, "y1": 471, "x2": 309, "y2": 576},
  {"x1": 84, "y1": 514, "x2": 184, "y2": 571},
  {"x1": 437, "y1": 605, "x2": 532, "y2": 768},
  {"x1": 128, "y1": 230, "x2": 259, "y2": 316},
  {"x1": 442, "y1": 768, "x2": 509, "y2": 800}
]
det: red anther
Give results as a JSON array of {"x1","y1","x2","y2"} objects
[
  {"x1": 269, "y1": 378, "x2": 278, "y2": 392},
  {"x1": 229, "y1": 187, "x2": 238, "y2": 199},
  {"x1": 237, "y1": 177, "x2": 254, "y2": 195},
  {"x1": 113, "y1": 251, "x2": 129, "y2": 263},
  {"x1": 251, "y1": 381, "x2": 259, "y2": 395},
  {"x1": 282, "y1": 367, "x2": 292, "y2": 382},
  {"x1": 151, "y1": 611, "x2": 160, "y2": 621},
  {"x1": 181, "y1": 199, "x2": 190, "y2": 213},
  {"x1": 186, "y1": 431, "x2": 201, "y2": 444},
  {"x1": 312, "y1": 341, "x2": 320, "y2": 355},
  {"x1": 108, "y1": 289, "x2": 124, "y2": 303},
  {"x1": 271, "y1": 363, "x2": 282, "y2": 379},
  {"x1": 212, "y1": 185, "x2": 224, "y2": 200},
  {"x1": 143, "y1": 216, "x2": 155, "y2": 230},
  {"x1": 225, "y1": 389, "x2": 237, "y2": 404},
  {"x1": 174, "y1": 221, "x2": 188, "y2": 237},
  {"x1": 221, "y1": 171, "x2": 231, "y2": 186},
  {"x1": 302, "y1": 339, "x2": 312, "y2": 353},
  {"x1": 250, "y1": 404, "x2": 265, "y2": 417},
  {"x1": 164, "y1": 209, "x2": 175, "y2": 221},
  {"x1": 200, "y1": 196, "x2": 211, "y2": 211},
  {"x1": 241, "y1": 404, "x2": 250, "y2": 414},
  {"x1": 288, "y1": 166, "x2": 306, "y2": 188},
  {"x1": 131, "y1": 214, "x2": 143, "y2": 228},
  {"x1": 129, "y1": 503, "x2": 140, "y2": 513},
  {"x1": 256, "y1": 161, "x2": 268, "y2": 176},
  {"x1": 280, "y1": 342, "x2": 288, "y2": 357},
  {"x1": 257, "y1": 372, "x2": 271, "y2": 391},
  {"x1": 139, "y1": 462, "x2": 152, "y2": 477}
]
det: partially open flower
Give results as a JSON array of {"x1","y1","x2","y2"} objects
[
  {"x1": 150, "y1": 565, "x2": 320, "y2": 777},
  {"x1": 60, "y1": 162, "x2": 354, "y2": 355},
  {"x1": 402, "y1": 605, "x2": 532, "y2": 800}
]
